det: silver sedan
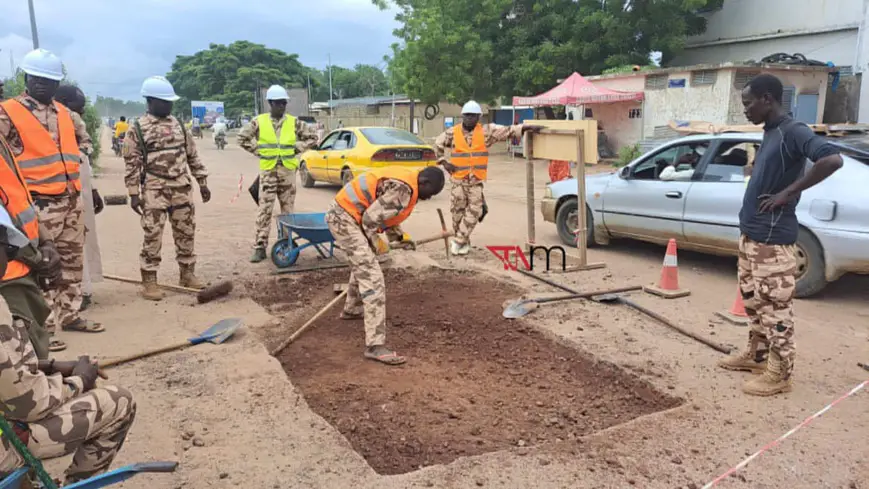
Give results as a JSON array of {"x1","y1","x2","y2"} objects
[{"x1": 540, "y1": 133, "x2": 869, "y2": 297}]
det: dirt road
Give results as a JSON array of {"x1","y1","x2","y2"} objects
[{"x1": 47, "y1": 129, "x2": 868, "y2": 488}]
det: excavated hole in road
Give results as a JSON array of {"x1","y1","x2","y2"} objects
[{"x1": 252, "y1": 267, "x2": 681, "y2": 475}]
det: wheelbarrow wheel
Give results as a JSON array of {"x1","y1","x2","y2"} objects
[{"x1": 271, "y1": 239, "x2": 300, "y2": 268}]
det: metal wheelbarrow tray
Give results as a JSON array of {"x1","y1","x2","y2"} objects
[{"x1": 271, "y1": 212, "x2": 336, "y2": 268}]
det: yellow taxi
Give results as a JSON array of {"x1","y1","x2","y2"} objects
[{"x1": 298, "y1": 126, "x2": 438, "y2": 187}]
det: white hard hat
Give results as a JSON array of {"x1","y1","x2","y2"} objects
[
  {"x1": 266, "y1": 85, "x2": 289, "y2": 101},
  {"x1": 20, "y1": 49, "x2": 64, "y2": 81},
  {"x1": 141, "y1": 76, "x2": 180, "y2": 102},
  {"x1": 461, "y1": 100, "x2": 482, "y2": 115},
  {"x1": 0, "y1": 204, "x2": 30, "y2": 249}
]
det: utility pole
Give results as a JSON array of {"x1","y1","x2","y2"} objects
[
  {"x1": 328, "y1": 54, "x2": 334, "y2": 129},
  {"x1": 28, "y1": 0, "x2": 40, "y2": 49},
  {"x1": 307, "y1": 73, "x2": 312, "y2": 116}
]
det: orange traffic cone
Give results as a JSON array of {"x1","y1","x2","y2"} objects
[
  {"x1": 643, "y1": 238, "x2": 690, "y2": 299},
  {"x1": 715, "y1": 286, "x2": 749, "y2": 325}
]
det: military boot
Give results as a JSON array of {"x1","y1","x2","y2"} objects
[
  {"x1": 251, "y1": 247, "x2": 267, "y2": 263},
  {"x1": 742, "y1": 350, "x2": 793, "y2": 396},
  {"x1": 179, "y1": 264, "x2": 205, "y2": 289},
  {"x1": 140, "y1": 270, "x2": 164, "y2": 301},
  {"x1": 718, "y1": 331, "x2": 768, "y2": 373}
]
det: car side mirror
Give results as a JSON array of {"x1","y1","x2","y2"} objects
[{"x1": 619, "y1": 166, "x2": 630, "y2": 179}]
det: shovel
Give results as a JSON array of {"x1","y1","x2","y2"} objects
[
  {"x1": 100, "y1": 318, "x2": 243, "y2": 369},
  {"x1": 502, "y1": 285, "x2": 643, "y2": 318}
]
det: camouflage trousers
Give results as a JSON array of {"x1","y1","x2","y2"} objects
[
  {"x1": 450, "y1": 180, "x2": 485, "y2": 245},
  {"x1": 254, "y1": 165, "x2": 296, "y2": 250},
  {"x1": 35, "y1": 192, "x2": 84, "y2": 332},
  {"x1": 325, "y1": 206, "x2": 386, "y2": 347},
  {"x1": 24, "y1": 382, "x2": 137, "y2": 484},
  {"x1": 140, "y1": 185, "x2": 196, "y2": 272},
  {"x1": 738, "y1": 235, "x2": 797, "y2": 378}
]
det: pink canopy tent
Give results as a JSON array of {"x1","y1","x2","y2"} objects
[{"x1": 512, "y1": 72, "x2": 643, "y2": 106}]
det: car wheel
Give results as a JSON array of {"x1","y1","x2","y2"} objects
[
  {"x1": 300, "y1": 162, "x2": 316, "y2": 188},
  {"x1": 341, "y1": 167, "x2": 353, "y2": 187},
  {"x1": 555, "y1": 198, "x2": 595, "y2": 248},
  {"x1": 794, "y1": 228, "x2": 827, "y2": 298}
]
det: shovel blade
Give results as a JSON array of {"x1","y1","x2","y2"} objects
[
  {"x1": 502, "y1": 299, "x2": 539, "y2": 319},
  {"x1": 189, "y1": 318, "x2": 243, "y2": 345}
]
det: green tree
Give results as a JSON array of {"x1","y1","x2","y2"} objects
[
  {"x1": 166, "y1": 41, "x2": 309, "y2": 118},
  {"x1": 93, "y1": 96, "x2": 146, "y2": 119},
  {"x1": 1, "y1": 71, "x2": 102, "y2": 165},
  {"x1": 374, "y1": 0, "x2": 721, "y2": 103}
]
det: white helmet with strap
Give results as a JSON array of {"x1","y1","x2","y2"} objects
[
  {"x1": 266, "y1": 85, "x2": 290, "y2": 101},
  {"x1": 141, "y1": 76, "x2": 180, "y2": 102},
  {"x1": 461, "y1": 100, "x2": 482, "y2": 115},
  {"x1": 20, "y1": 49, "x2": 64, "y2": 81}
]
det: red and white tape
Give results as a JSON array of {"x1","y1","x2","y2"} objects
[
  {"x1": 702, "y1": 379, "x2": 868, "y2": 488},
  {"x1": 229, "y1": 174, "x2": 244, "y2": 204}
]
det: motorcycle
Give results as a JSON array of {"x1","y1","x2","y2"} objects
[
  {"x1": 112, "y1": 134, "x2": 125, "y2": 157},
  {"x1": 215, "y1": 132, "x2": 226, "y2": 150}
]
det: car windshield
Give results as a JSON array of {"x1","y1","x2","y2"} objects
[{"x1": 360, "y1": 128, "x2": 425, "y2": 145}]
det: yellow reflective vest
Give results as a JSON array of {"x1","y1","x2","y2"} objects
[{"x1": 256, "y1": 113, "x2": 298, "y2": 171}]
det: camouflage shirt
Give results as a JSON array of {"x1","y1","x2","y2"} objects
[
  {"x1": 123, "y1": 114, "x2": 208, "y2": 196},
  {"x1": 361, "y1": 179, "x2": 414, "y2": 241},
  {"x1": 0, "y1": 296, "x2": 85, "y2": 424},
  {"x1": 434, "y1": 123, "x2": 523, "y2": 185},
  {"x1": 236, "y1": 115, "x2": 319, "y2": 160},
  {"x1": 68, "y1": 111, "x2": 94, "y2": 156},
  {"x1": 0, "y1": 94, "x2": 92, "y2": 158}
]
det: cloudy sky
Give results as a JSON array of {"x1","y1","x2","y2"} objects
[{"x1": 0, "y1": 0, "x2": 399, "y2": 101}]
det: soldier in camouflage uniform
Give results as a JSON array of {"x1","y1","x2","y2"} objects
[
  {"x1": 0, "y1": 209, "x2": 137, "y2": 485},
  {"x1": 326, "y1": 167, "x2": 444, "y2": 365},
  {"x1": 434, "y1": 101, "x2": 539, "y2": 255},
  {"x1": 124, "y1": 76, "x2": 211, "y2": 301},
  {"x1": 236, "y1": 85, "x2": 319, "y2": 262},
  {"x1": 0, "y1": 49, "x2": 103, "y2": 345},
  {"x1": 718, "y1": 74, "x2": 842, "y2": 396},
  {"x1": 54, "y1": 85, "x2": 104, "y2": 313}
]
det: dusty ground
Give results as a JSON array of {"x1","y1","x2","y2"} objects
[
  {"x1": 43, "y1": 128, "x2": 869, "y2": 488},
  {"x1": 255, "y1": 268, "x2": 678, "y2": 476}
]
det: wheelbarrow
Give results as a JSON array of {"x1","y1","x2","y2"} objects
[
  {"x1": 0, "y1": 415, "x2": 177, "y2": 489},
  {"x1": 271, "y1": 212, "x2": 336, "y2": 268}
]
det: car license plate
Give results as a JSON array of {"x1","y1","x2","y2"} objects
[{"x1": 395, "y1": 150, "x2": 421, "y2": 160}]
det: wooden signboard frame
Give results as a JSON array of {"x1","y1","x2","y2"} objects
[{"x1": 525, "y1": 128, "x2": 606, "y2": 272}]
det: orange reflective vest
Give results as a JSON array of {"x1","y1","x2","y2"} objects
[
  {"x1": 335, "y1": 168, "x2": 419, "y2": 228},
  {"x1": 452, "y1": 124, "x2": 488, "y2": 180},
  {"x1": 0, "y1": 136, "x2": 40, "y2": 281},
  {"x1": 0, "y1": 99, "x2": 81, "y2": 195}
]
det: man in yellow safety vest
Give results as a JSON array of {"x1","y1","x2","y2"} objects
[{"x1": 237, "y1": 84, "x2": 319, "y2": 263}]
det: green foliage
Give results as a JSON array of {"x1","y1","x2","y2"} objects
[
  {"x1": 165, "y1": 41, "x2": 390, "y2": 116},
  {"x1": 1, "y1": 71, "x2": 102, "y2": 165},
  {"x1": 81, "y1": 104, "x2": 102, "y2": 167},
  {"x1": 166, "y1": 41, "x2": 309, "y2": 118},
  {"x1": 375, "y1": 0, "x2": 718, "y2": 103},
  {"x1": 616, "y1": 144, "x2": 642, "y2": 167},
  {"x1": 94, "y1": 96, "x2": 145, "y2": 119}
]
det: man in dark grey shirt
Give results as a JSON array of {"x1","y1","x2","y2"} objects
[{"x1": 719, "y1": 74, "x2": 843, "y2": 397}]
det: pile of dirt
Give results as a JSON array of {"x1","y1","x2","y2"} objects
[{"x1": 255, "y1": 268, "x2": 681, "y2": 475}]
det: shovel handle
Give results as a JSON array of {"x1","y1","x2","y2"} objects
[
  {"x1": 412, "y1": 231, "x2": 455, "y2": 247},
  {"x1": 104, "y1": 274, "x2": 201, "y2": 294},
  {"x1": 621, "y1": 298, "x2": 732, "y2": 354},
  {"x1": 101, "y1": 340, "x2": 192, "y2": 369},
  {"x1": 536, "y1": 285, "x2": 644, "y2": 304},
  {"x1": 271, "y1": 290, "x2": 347, "y2": 356}
]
